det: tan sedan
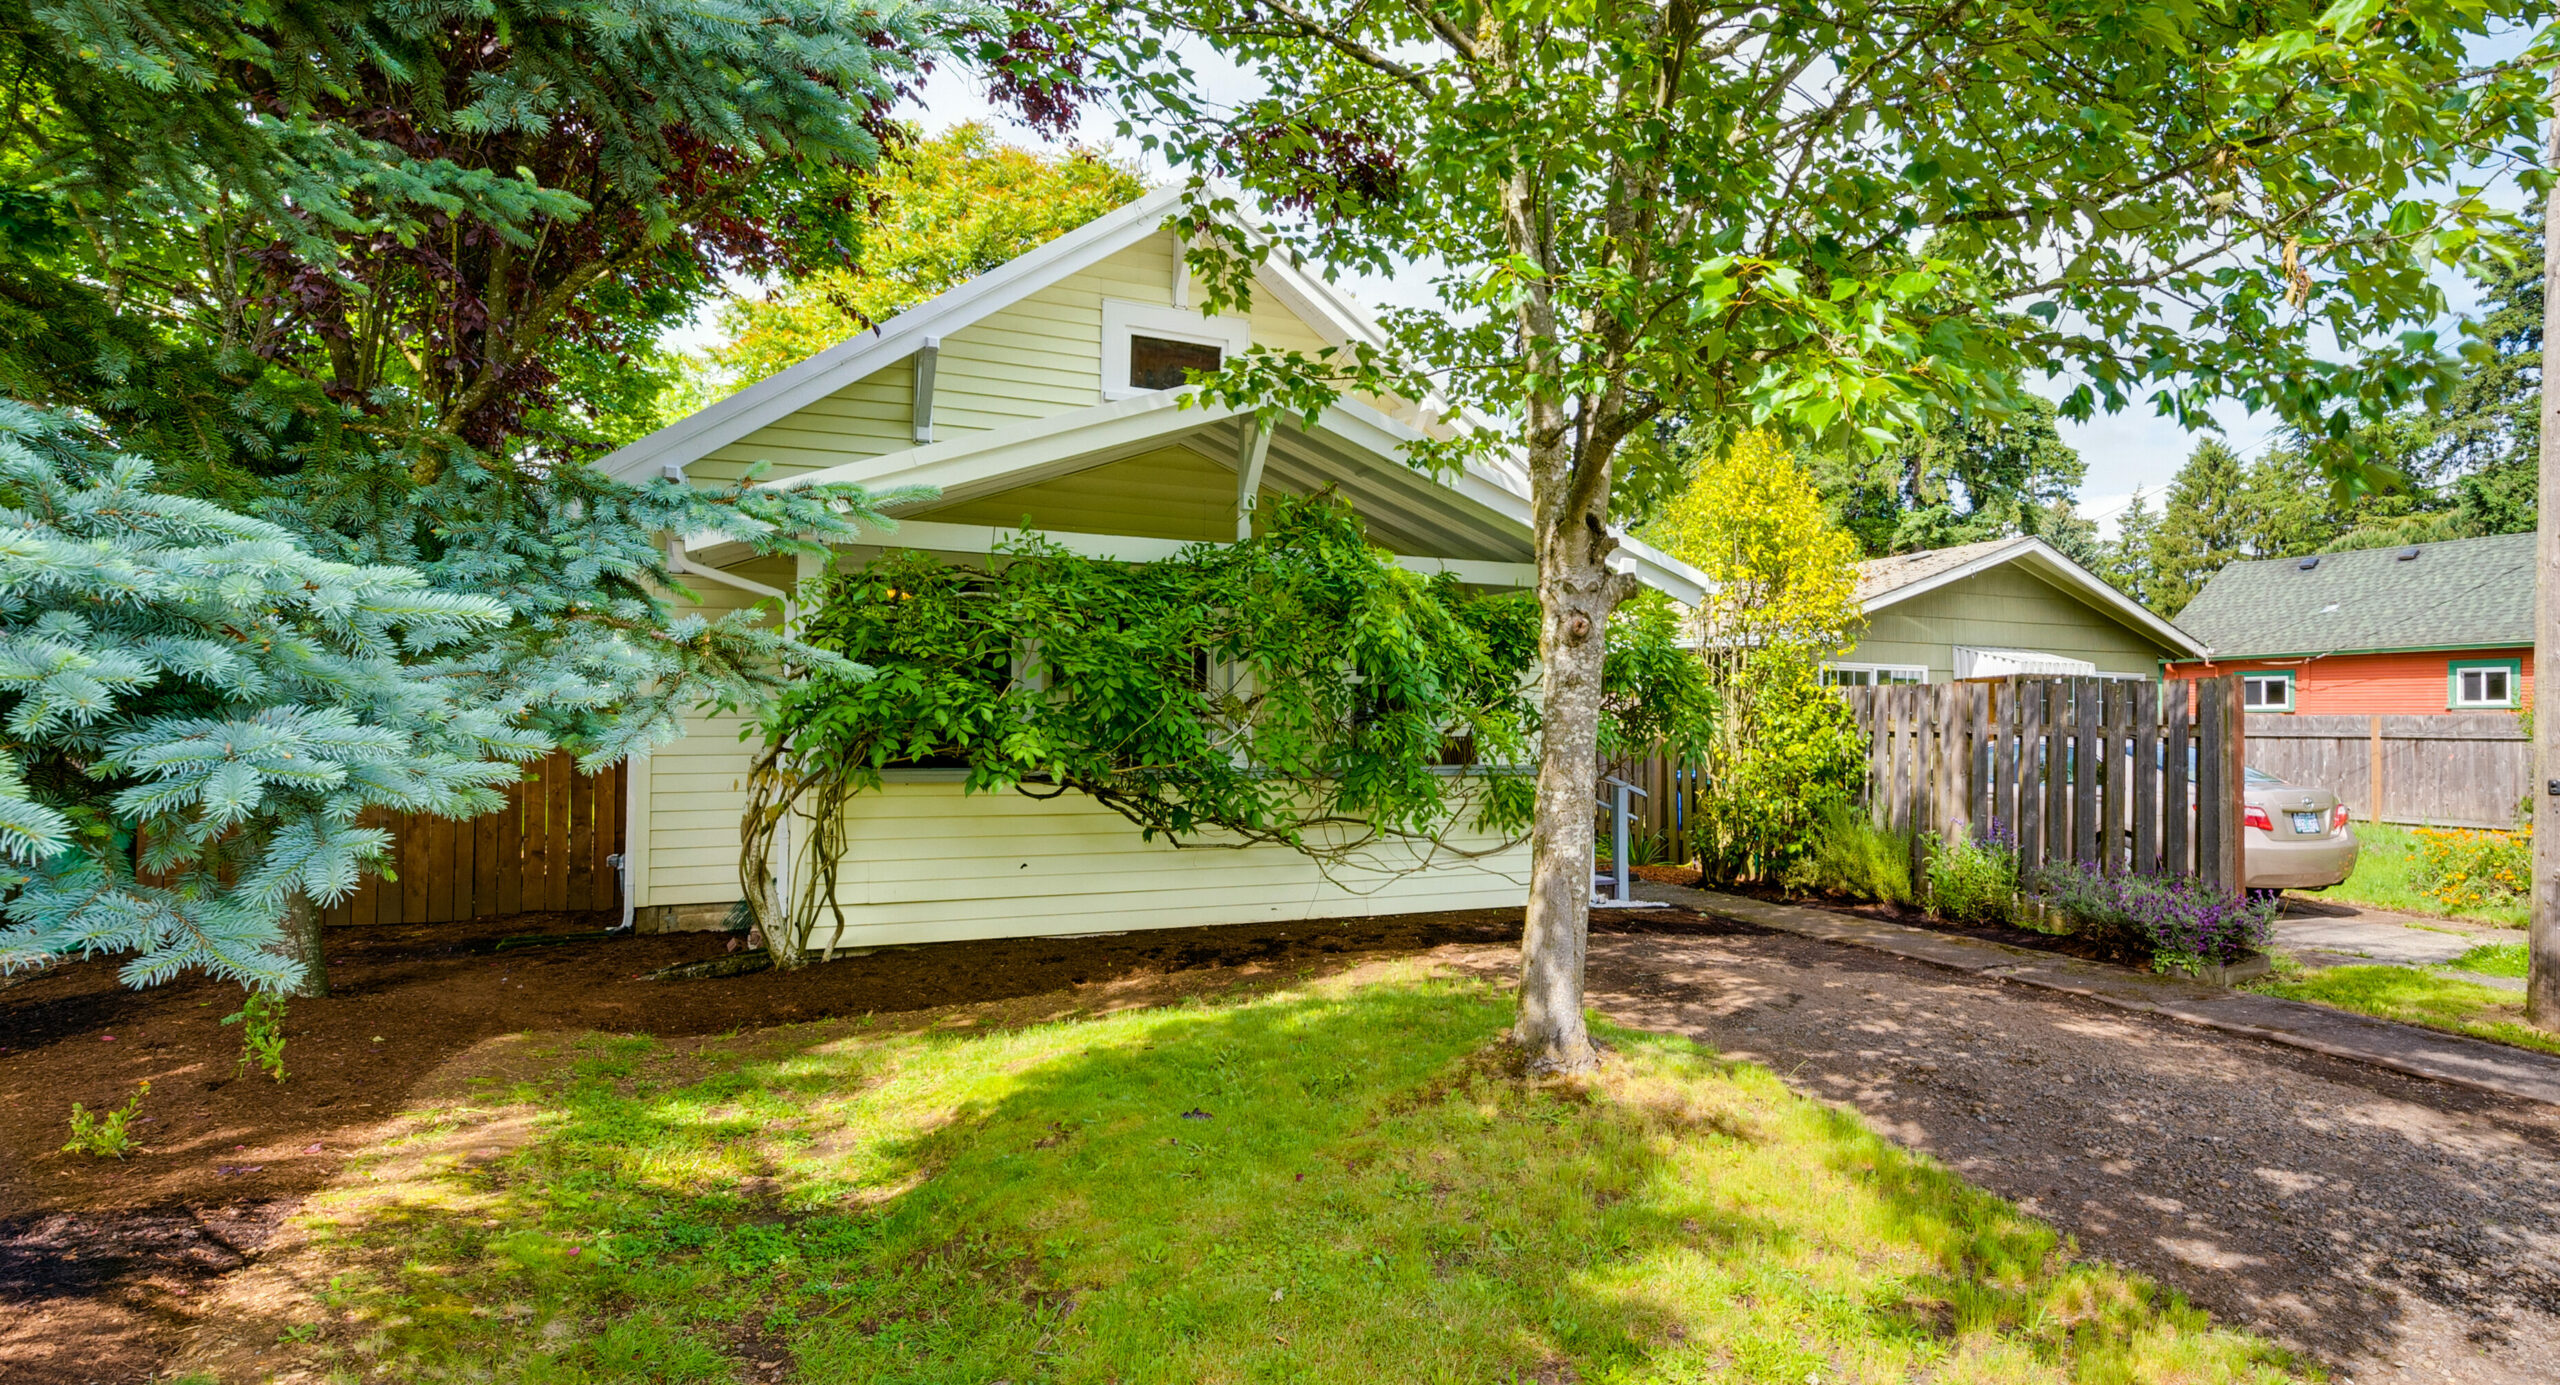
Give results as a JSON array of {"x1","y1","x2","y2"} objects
[{"x1": 2243, "y1": 766, "x2": 2359, "y2": 891}]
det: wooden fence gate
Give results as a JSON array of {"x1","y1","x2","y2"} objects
[
  {"x1": 320, "y1": 753, "x2": 627, "y2": 926},
  {"x1": 1847, "y1": 675, "x2": 2248, "y2": 893}
]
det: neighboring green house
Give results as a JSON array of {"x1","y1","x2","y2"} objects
[{"x1": 1829, "y1": 536, "x2": 2204, "y2": 685}]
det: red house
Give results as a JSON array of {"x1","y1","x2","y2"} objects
[{"x1": 2164, "y1": 532, "x2": 2531, "y2": 715}]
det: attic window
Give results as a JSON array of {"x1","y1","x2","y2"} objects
[
  {"x1": 1100, "y1": 298, "x2": 1253, "y2": 401},
  {"x1": 2297, "y1": 556, "x2": 2320, "y2": 571},
  {"x1": 1129, "y1": 334, "x2": 1224, "y2": 391}
]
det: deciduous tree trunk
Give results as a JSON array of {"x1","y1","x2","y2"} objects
[
  {"x1": 279, "y1": 891, "x2": 328, "y2": 998},
  {"x1": 1497, "y1": 140, "x2": 1638, "y2": 1073},
  {"x1": 1517, "y1": 526, "x2": 1616, "y2": 1072}
]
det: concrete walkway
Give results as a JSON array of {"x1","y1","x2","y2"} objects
[
  {"x1": 2272, "y1": 915, "x2": 2481, "y2": 966},
  {"x1": 1633, "y1": 880, "x2": 2560, "y2": 1107}
]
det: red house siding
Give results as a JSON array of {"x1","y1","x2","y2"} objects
[{"x1": 2162, "y1": 649, "x2": 2533, "y2": 716}]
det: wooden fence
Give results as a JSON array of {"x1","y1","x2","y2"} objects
[
  {"x1": 1848, "y1": 675, "x2": 2248, "y2": 892},
  {"x1": 2243, "y1": 713, "x2": 2527, "y2": 830},
  {"x1": 320, "y1": 753, "x2": 626, "y2": 926}
]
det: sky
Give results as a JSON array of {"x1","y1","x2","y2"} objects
[{"x1": 753, "y1": 58, "x2": 2516, "y2": 541}]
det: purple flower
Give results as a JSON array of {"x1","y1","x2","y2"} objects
[{"x1": 2028, "y1": 861, "x2": 2272, "y2": 964}]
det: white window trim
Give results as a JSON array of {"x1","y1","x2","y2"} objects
[
  {"x1": 2450, "y1": 660, "x2": 2518, "y2": 709},
  {"x1": 2241, "y1": 671, "x2": 2294, "y2": 712},
  {"x1": 1100, "y1": 298, "x2": 1252, "y2": 401},
  {"x1": 1825, "y1": 662, "x2": 1929, "y2": 686}
]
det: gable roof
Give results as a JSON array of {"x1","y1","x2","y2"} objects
[
  {"x1": 1857, "y1": 536, "x2": 2207, "y2": 659},
  {"x1": 601, "y1": 183, "x2": 1710, "y2": 602},
  {"x1": 2174, "y1": 532, "x2": 2532, "y2": 658}
]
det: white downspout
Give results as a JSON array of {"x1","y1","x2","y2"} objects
[
  {"x1": 667, "y1": 536, "x2": 797, "y2": 632},
  {"x1": 665, "y1": 535, "x2": 803, "y2": 949}
]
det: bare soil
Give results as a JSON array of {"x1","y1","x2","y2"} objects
[{"x1": 1636, "y1": 864, "x2": 2139, "y2": 965}]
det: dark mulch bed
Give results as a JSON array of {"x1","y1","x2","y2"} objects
[
  {"x1": 0, "y1": 902, "x2": 1749, "y2": 1385},
  {"x1": 1632, "y1": 864, "x2": 2144, "y2": 967}
]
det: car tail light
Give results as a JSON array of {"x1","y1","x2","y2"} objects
[
  {"x1": 2244, "y1": 805, "x2": 2273, "y2": 832},
  {"x1": 2332, "y1": 804, "x2": 2351, "y2": 833}
]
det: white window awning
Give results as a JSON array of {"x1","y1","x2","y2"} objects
[{"x1": 1953, "y1": 646, "x2": 2097, "y2": 680}]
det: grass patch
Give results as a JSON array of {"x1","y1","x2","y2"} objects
[
  {"x1": 270, "y1": 966, "x2": 2304, "y2": 1383},
  {"x1": 2447, "y1": 942, "x2": 2529, "y2": 978},
  {"x1": 2254, "y1": 965, "x2": 2560, "y2": 1056},
  {"x1": 2310, "y1": 823, "x2": 2526, "y2": 928}
]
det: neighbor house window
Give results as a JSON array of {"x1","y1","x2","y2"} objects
[
  {"x1": 2241, "y1": 672, "x2": 2293, "y2": 712},
  {"x1": 1823, "y1": 663, "x2": 1927, "y2": 688},
  {"x1": 2449, "y1": 658, "x2": 2520, "y2": 709},
  {"x1": 1101, "y1": 299, "x2": 1251, "y2": 400}
]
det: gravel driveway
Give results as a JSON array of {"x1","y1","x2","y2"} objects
[{"x1": 1457, "y1": 918, "x2": 2560, "y2": 1384}]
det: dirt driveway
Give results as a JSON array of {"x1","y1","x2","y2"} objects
[{"x1": 1445, "y1": 924, "x2": 2560, "y2": 1385}]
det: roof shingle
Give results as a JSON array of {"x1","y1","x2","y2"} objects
[
  {"x1": 1851, "y1": 537, "x2": 2021, "y2": 605},
  {"x1": 2173, "y1": 532, "x2": 2531, "y2": 657}
]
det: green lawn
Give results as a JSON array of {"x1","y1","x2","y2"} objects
[
  {"x1": 2253, "y1": 963, "x2": 2559, "y2": 1056},
  {"x1": 230, "y1": 965, "x2": 2306, "y2": 1384},
  {"x1": 2306, "y1": 823, "x2": 2526, "y2": 928}
]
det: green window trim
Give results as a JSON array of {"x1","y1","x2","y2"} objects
[
  {"x1": 2240, "y1": 669, "x2": 2294, "y2": 713},
  {"x1": 2448, "y1": 658, "x2": 2522, "y2": 710}
]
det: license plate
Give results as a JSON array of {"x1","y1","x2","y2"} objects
[{"x1": 2290, "y1": 811, "x2": 2322, "y2": 835}]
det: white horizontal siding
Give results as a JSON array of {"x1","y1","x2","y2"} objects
[
  {"x1": 633, "y1": 559, "x2": 794, "y2": 906},
  {"x1": 789, "y1": 780, "x2": 1529, "y2": 949},
  {"x1": 673, "y1": 236, "x2": 1385, "y2": 489},
  {"x1": 691, "y1": 360, "x2": 915, "y2": 487}
]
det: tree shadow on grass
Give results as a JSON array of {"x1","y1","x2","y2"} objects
[{"x1": 262, "y1": 970, "x2": 2304, "y2": 1384}]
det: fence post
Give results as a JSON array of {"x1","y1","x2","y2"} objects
[
  {"x1": 1970, "y1": 681, "x2": 1993, "y2": 841},
  {"x1": 2214, "y1": 674, "x2": 2247, "y2": 895},
  {"x1": 2043, "y1": 679, "x2": 2071, "y2": 867},
  {"x1": 1873, "y1": 686, "x2": 1894, "y2": 824},
  {"x1": 1907, "y1": 685, "x2": 1934, "y2": 886},
  {"x1": 2069, "y1": 677, "x2": 2099, "y2": 866},
  {"x1": 2133, "y1": 679, "x2": 2160, "y2": 877},
  {"x1": 1994, "y1": 681, "x2": 2020, "y2": 850},
  {"x1": 2165, "y1": 680, "x2": 2192, "y2": 878},
  {"x1": 2019, "y1": 680, "x2": 2046, "y2": 870},
  {"x1": 2368, "y1": 714, "x2": 2385, "y2": 822}
]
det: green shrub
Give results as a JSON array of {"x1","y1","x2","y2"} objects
[
  {"x1": 63, "y1": 1080, "x2": 149, "y2": 1158},
  {"x1": 1783, "y1": 803, "x2": 1913, "y2": 905},
  {"x1": 1925, "y1": 836, "x2": 2020, "y2": 925}
]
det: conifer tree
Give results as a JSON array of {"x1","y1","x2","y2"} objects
[
  {"x1": 0, "y1": 405, "x2": 535, "y2": 992},
  {"x1": 0, "y1": 0, "x2": 1077, "y2": 986},
  {"x1": 2140, "y1": 441, "x2": 2253, "y2": 617}
]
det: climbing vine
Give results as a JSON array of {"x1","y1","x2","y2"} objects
[{"x1": 739, "y1": 497, "x2": 1713, "y2": 965}]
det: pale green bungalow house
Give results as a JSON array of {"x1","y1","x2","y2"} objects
[
  {"x1": 1826, "y1": 536, "x2": 2204, "y2": 686},
  {"x1": 595, "y1": 187, "x2": 1710, "y2": 947}
]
